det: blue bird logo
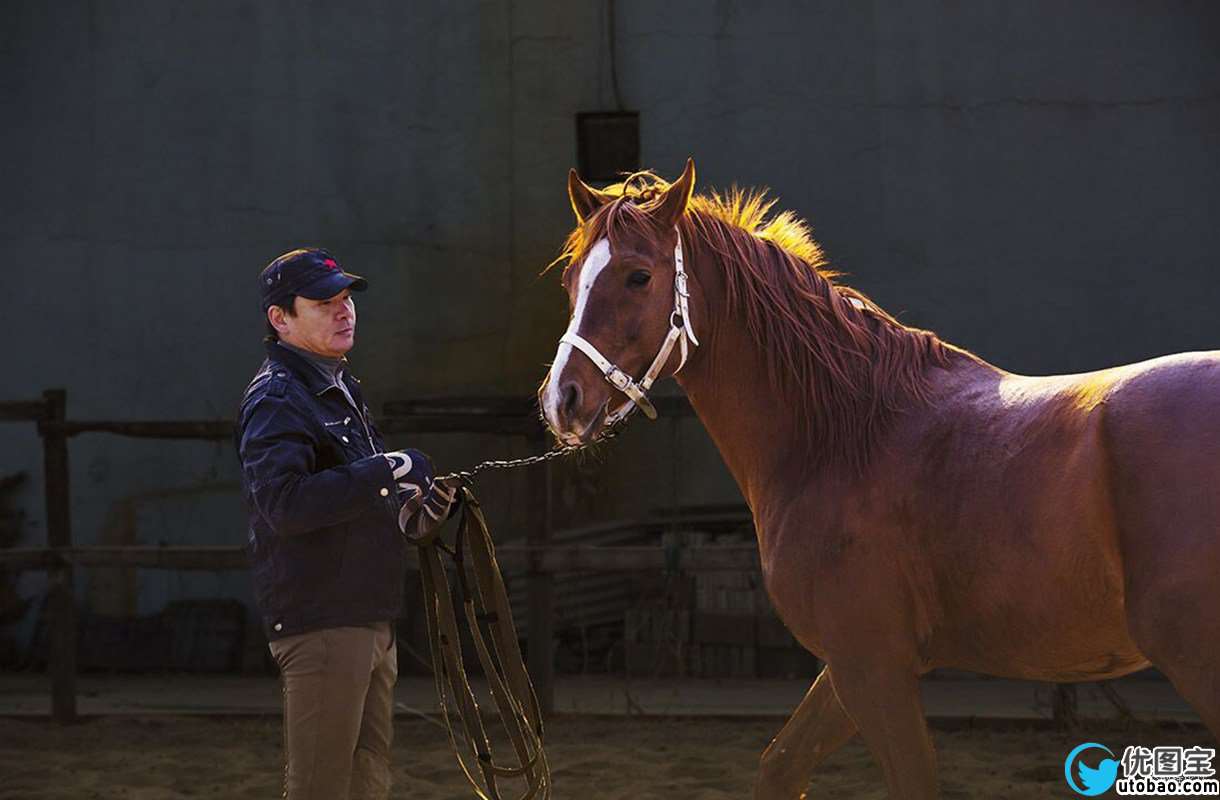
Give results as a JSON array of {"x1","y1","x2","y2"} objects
[{"x1": 1065, "y1": 743, "x2": 1119, "y2": 796}]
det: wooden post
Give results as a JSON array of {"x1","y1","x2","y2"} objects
[
  {"x1": 1052, "y1": 683, "x2": 1078, "y2": 730},
  {"x1": 40, "y1": 389, "x2": 76, "y2": 723},
  {"x1": 526, "y1": 437, "x2": 555, "y2": 715}
]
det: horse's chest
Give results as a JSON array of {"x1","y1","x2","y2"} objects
[
  {"x1": 758, "y1": 509, "x2": 944, "y2": 664},
  {"x1": 757, "y1": 526, "x2": 861, "y2": 658}
]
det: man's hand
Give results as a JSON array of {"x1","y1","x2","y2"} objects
[
  {"x1": 383, "y1": 449, "x2": 434, "y2": 503},
  {"x1": 421, "y1": 478, "x2": 459, "y2": 524},
  {"x1": 398, "y1": 476, "x2": 462, "y2": 538}
]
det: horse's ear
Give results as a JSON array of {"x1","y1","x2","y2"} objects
[
  {"x1": 568, "y1": 169, "x2": 616, "y2": 224},
  {"x1": 653, "y1": 158, "x2": 696, "y2": 228}
]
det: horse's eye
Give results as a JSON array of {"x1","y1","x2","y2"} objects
[{"x1": 627, "y1": 270, "x2": 652, "y2": 288}]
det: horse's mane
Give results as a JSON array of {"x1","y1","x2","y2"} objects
[{"x1": 553, "y1": 171, "x2": 956, "y2": 472}]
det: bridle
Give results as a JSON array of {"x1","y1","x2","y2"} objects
[{"x1": 558, "y1": 228, "x2": 699, "y2": 426}]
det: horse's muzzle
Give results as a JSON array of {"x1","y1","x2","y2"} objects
[{"x1": 539, "y1": 375, "x2": 608, "y2": 446}]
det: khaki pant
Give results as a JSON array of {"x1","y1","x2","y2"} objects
[{"x1": 269, "y1": 623, "x2": 398, "y2": 800}]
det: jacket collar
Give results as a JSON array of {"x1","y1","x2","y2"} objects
[{"x1": 265, "y1": 340, "x2": 362, "y2": 399}]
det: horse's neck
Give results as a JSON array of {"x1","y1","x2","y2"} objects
[
  {"x1": 675, "y1": 329, "x2": 787, "y2": 511},
  {"x1": 673, "y1": 260, "x2": 818, "y2": 513},
  {"x1": 672, "y1": 246, "x2": 983, "y2": 519}
]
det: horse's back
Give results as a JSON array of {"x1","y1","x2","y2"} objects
[
  {"x1": 1103, "y1": 351, "x2": 1220, "y2": 534},
  {"x1": 1105, "y1": 350, "x2": 1220, "y2": 423},
  {"x1": 1102, "y1": 351, "x2": 1220, "y2": 664}
]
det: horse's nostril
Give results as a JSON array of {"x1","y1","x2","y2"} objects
[{"x1": 561, "y1": 382, "x2": 581, "y2": 416}]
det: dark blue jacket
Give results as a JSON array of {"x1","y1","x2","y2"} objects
[{"x1": 236, "y1": 341, "x2": 405, "y2": 640}]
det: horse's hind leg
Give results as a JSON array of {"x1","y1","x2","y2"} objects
[
  {"x1": 754, "y1": 664, "x2": 857, "y2": 799},
  {"x1": 1126, "y1": 574, "x2": 1220, "y2": 738},
  {"x1": 1159, "y1": 661, "x2": 1220, "y2": 738},
  {"x1": 1106, "y1": 379, "x2": 1220, "y2": 737},
  {"x1": 828, "y1": 660, "x2": 938, "y2": 799}
]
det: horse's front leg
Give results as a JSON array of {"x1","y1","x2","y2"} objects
[
  {"x1": 827, "y1": 658, "x2": 938, "y2": 799},
  {"x1": 754, "y1": 664, "x2": 857, "y2": 799}
]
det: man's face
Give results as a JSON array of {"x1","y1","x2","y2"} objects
[{"x1": 270, "y1": 289, "x2": 357, "y2": 358}]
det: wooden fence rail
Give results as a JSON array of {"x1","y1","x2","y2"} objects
[
  {"x1": 0, "y1": 542, "x2": 760, "y2": 574},
  {"x1": 1, "y1": 391, "x2": 1090, "y2": 727},
  {"x1": 1, "y1": 390, "x2": 702, "y2": 722}
]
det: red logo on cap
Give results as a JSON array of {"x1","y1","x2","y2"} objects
[{"x1": 323, "y1": 258, "x2": 339, "y2": 270}]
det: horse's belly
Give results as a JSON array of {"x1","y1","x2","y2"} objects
[
  {"x1": 935, "y1": 617, "x2": 1150, "y2": 682},
  {"x1": 925, "y1": 389, "x2": 1149, "y2": 679},
  {"x1": 927, "y1": 557, "x2": 1150, "y2": 681}
]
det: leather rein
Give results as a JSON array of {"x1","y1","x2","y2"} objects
[{"x1": 407, "y1": 482, "x2": 551, "y2": 800}]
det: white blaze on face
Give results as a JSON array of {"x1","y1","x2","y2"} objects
[{"x1": 544, "y1": 238, "x2": 612, "y2": 429}]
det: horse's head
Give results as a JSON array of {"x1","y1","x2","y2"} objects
[{"x1": 539, "y1": 158, "x2": 699, "y2": 446}]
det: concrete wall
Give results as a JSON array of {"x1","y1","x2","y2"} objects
[{"x1": 3, "y1": 1, "x2": 1218, "y2": 644}]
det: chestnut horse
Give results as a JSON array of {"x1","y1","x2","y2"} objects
[{"x1": 538, "y1": 158, "x2": 1220, "y2": 798}]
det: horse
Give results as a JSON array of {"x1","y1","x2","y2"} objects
[{"x1": 536, "y1": 158, "x2": 1220, "y2": 798}]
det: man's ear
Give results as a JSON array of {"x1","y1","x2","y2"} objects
[{"x1": 267, "y1": 305, "x2": 287, "y2": 335}]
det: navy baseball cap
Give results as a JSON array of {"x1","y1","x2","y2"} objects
[{"x1": 259, "y1": 248, "x2": 368, "y2": 311}]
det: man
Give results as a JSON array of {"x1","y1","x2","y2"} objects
[{"x1": 235, "y1": 248, "x2": 456, "y2": 800}]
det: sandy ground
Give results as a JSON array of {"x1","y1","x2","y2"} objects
[{"x1": 0, "y1": 715, "x2": 1213, "y2": 799}]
